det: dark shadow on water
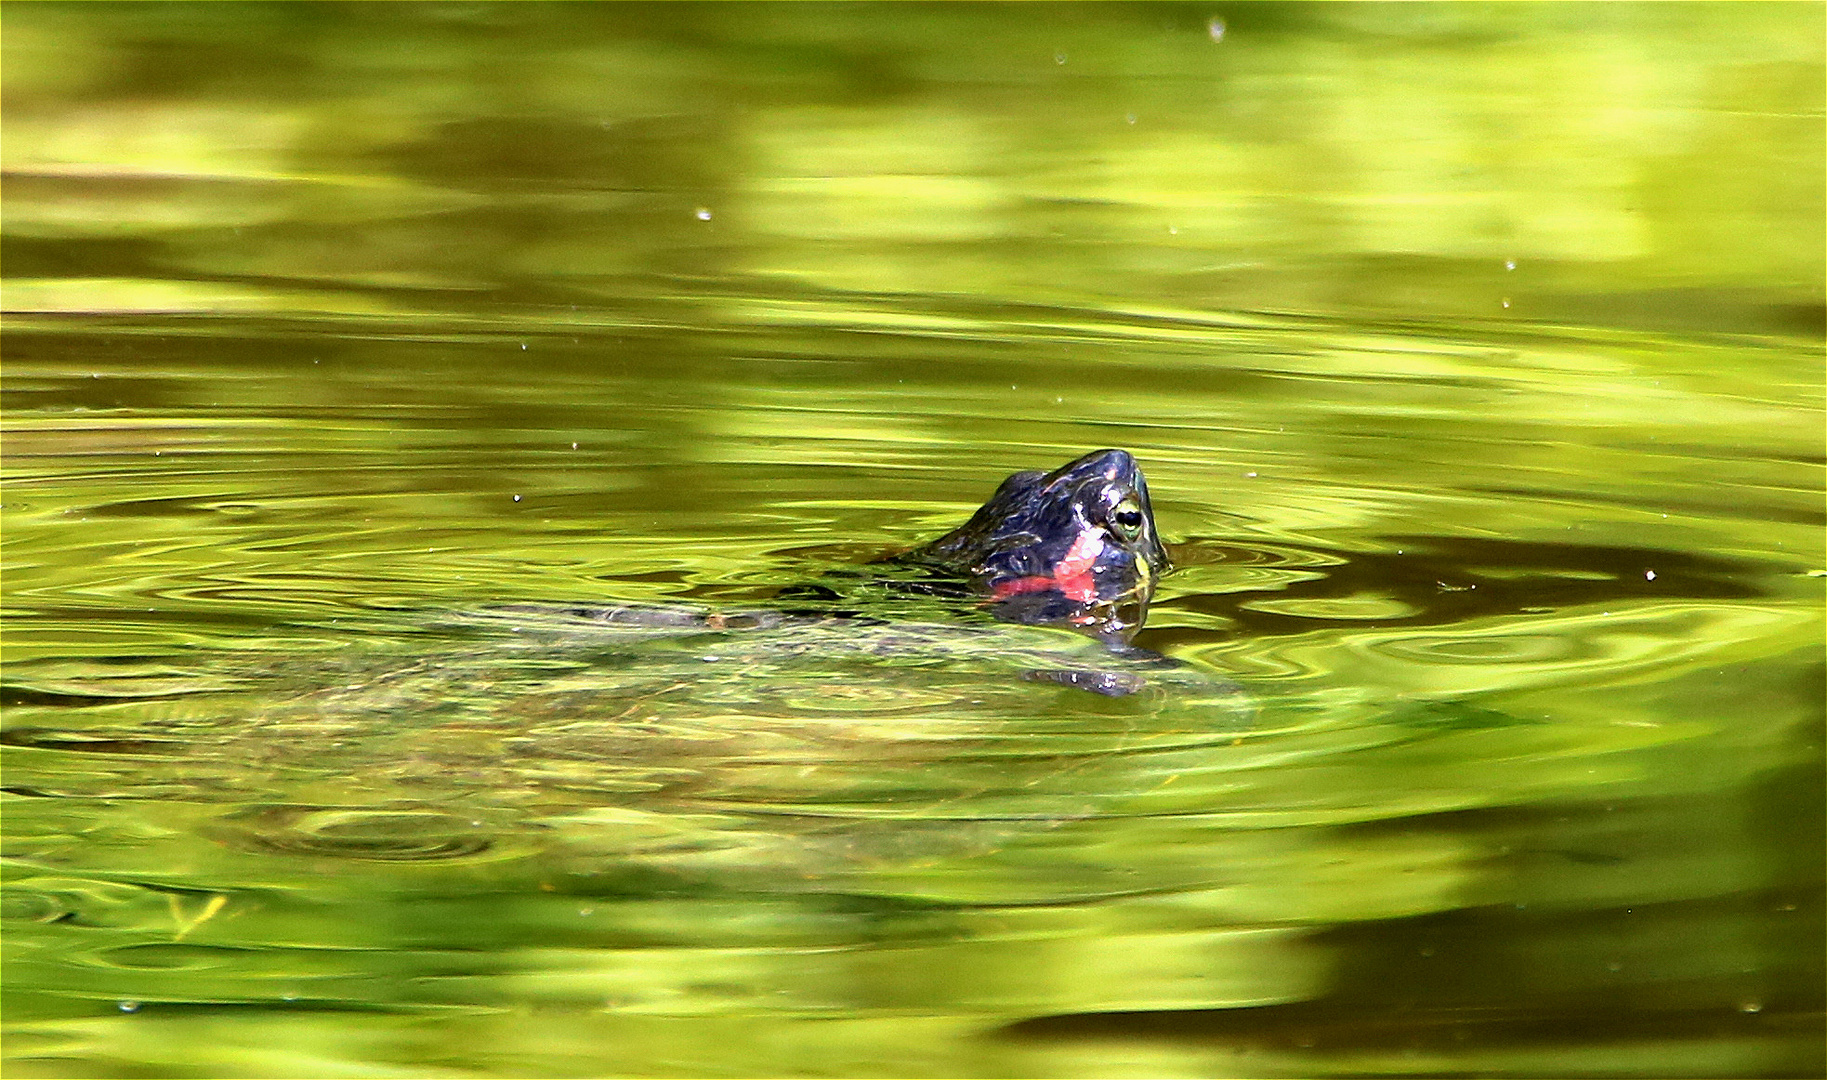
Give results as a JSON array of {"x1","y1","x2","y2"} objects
[
  {"x1": 999, "y1": 759, "x2": 1827, "y2": 1077},
  {"x1": 1142, "y1": 534, "x2": 1769, "y2": 651},
  {"x1": 1000, "y1": 1000, "x2": 1823, "y2": 1077}
]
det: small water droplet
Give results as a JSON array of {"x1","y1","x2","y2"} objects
[
  {"x1": 1054, "y1": 51, "x2": 1067, "y2": 64},
  {"x1": 1207, "y1": 16, "x2": 1226, "y2": 42},
  {"x1": 1645, "y1": 569, "x2": 1656, "y2": 580},
  {"x1": 1501, "y1": 298, "x2": 1512, "y2": 308},
  {"x1": 695, "y1": 207, "x2": 713, "y2": 221},
  {"x1": 1740, "y1": 999, "x2": 1764, "y2": 1013},
  {"x1": 1504, "y1": 259, "x2": 1516, "y2": 271},
  {"x1": 1125, "y1": 113, "x2": 1137, "y2": 125},
  {"x1": 512, "y1": 494, "x2": 522, "y2": 503},
  {"x1": 118, "y1": 1000, "x2": 141, "y2": 1013}
]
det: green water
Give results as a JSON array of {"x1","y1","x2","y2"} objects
[{"x1": 3, "y1": 4, "x2": 1822, "y2": 1077}]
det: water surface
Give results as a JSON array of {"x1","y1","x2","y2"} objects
[{"x1": 3, "y1": 5, "x2": 1822, "y2": 1077}]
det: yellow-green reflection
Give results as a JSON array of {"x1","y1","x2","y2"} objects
[{"x1": 3, "y1": 4, "x2": 1821, "y2": 1079}]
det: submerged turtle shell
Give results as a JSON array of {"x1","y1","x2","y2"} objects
[
  {"x1": 175, "y1": 598, "x2": 1252, "y2": 878},
  {"x1": 5, "y1": 451, "x2": 1251, "y2": 882}
]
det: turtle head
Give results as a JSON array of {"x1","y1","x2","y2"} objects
[{"x1": 904, "y1": 449, "x2": 1170, "y2": 643}]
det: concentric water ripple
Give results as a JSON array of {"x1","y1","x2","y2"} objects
[{"x1": 3, "y1": 303, "x2": 1819, "y2": 1078}]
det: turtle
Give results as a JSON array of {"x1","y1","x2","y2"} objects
[
  {"x1": 0, "y1": 450, "x2": 1253, "y2": 876},
  {"x1": 894, "y1": 446, "x2": 1170, "y2": 649},
  {"x1": 489, "y1": 447, "x2": 1185, "y2": 696}
]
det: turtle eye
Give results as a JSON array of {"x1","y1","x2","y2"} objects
[{"x1": 1110, "y1": 497, "x2": 1145, "y2": 538}]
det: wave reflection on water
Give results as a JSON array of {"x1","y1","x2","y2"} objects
[{"x1": 2, "y1": 298, "x2": 1821, "y2": 1077}]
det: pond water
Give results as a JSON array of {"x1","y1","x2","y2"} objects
[{"x1": 3, "y1": 5, "x2": 1823, "y2": 1078}]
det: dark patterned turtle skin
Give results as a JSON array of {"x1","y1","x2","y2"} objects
[{"x1": 898, "y1": 448, "x2": 1170, "y2": 646}]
